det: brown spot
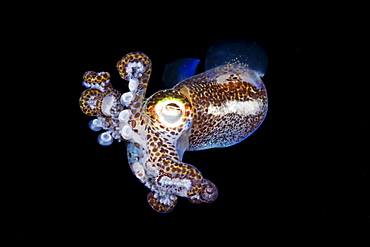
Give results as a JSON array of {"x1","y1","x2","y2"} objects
[{"x1": 138, "y1": 83, "x2": 145, "y2": 90}]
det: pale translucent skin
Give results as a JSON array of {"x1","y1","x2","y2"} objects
[{"x1": 79, "y1": 40, "x2": 268, "y2": 212}]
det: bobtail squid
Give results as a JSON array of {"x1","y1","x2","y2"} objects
[{"x1": 79, "y1": 40, "x2": 268, "y2": 212}]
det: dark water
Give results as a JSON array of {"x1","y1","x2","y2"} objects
[{"x1": 13, "y1": 12, "x2": 368, "y2": 244}]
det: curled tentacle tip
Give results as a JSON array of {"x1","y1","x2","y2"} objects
[
  {"x1": 82, "y1": 71, "x2": 112, "y2": 91},
  {"x1": 200, "y1": 179, "x2": 218, "y2": 203},
  {"x1": 97, "y1": 132, "x2": 113, "y2": 146},
  {"x1": 188, "y1": 179, "x2": 218, "y2": 204},
  {"x1": 83, "y1": 71, "x2": 110, "y2": 82},
  {"x1": 126, "y1": 62, "x2": 144, "y2": 78},
  {"x1": 147, "y1": 192, "x2": 177, "y2": 213},
  {"x1": 121, "y1": 124, "x2": 133, "y2": 140},
  {"x1": 79, "y1": 88, "x2": 102, "y2": 116},
  {"x1": 117, "y1": 52, "x2": 151, "y2": 81}
]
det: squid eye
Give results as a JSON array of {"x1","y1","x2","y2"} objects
[
  {"x1": 161, "y1": 102, "x2": 183, "y2": 124},
  {"x1": 146, "y1": 90, "x2": 192, "y2": 128},
  {"x1": 155, "y1": 100, "x2": 185, "y2": 127}
]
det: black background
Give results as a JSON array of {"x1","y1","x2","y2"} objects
[{"x1": 13, "y1": 6, "x2": 368, "y2": 244}]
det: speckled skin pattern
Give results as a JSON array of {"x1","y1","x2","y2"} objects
[
  {"x1": 79, "y1": 51, "x2": 267, "y2": 213},
  {"x1": 173, "y1": 64, "x2": 267, "y2": 150}
]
